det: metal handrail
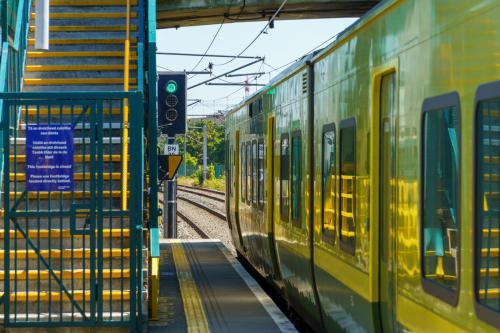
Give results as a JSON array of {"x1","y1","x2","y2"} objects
[{"x1": 121, "y1": 0, "x2": 131, "y2": 210}]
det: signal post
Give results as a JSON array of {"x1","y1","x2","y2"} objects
[{"x1": 157, "y1": 72, "x2": 187, "y2": 238}]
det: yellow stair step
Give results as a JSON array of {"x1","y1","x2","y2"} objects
[
  {"x1": 22, "y1": 107, "x2": 123, "y2": 116},
  {"x1": 0, "y1": 228, "x2": 130, "y2": 239},
  {"x1": 26, "y1": 64, "x2": 137, "y2": 72},
  {"x1": 30, "y1": 25, "x2": 138, "y2": 32},
  {"x1": 479, "y1": 288, "x2": 500, "y2": 299},
  {"x1": 12, "y1": 155, "x2": 122, "y2": 163},
  {"x1": 24, "y1": 78, "x2": 138, "y2": 86},
  {"x1": 11, "y1": 173, "x2": 125, "y2": 181},
  {"x1": 482, "y1": 248, "x2": 499, "y2": 257},
  {"x1": 31, "y1": 12, "x2": 137, "y2": 19},
  {"x1": 480, "y1": 267, "x2": 499, "y2": 277},
  {"x1": 483, "y1": 228, "x2": 499, "y2": 237},
  {"x1": 0, "y1": 268, "x2": 130, "y2": 280},
  {"x1": 49, "y1": 0, "x2": 138, "y2": 6},
  {"x1": 28, "y1": 38, "x2": 138, "y2": 45},
  {"x1": 0, "y1": 248, "x2": 130, "y2": 259},
  {"x1": 0, "y1": 290, "x2": 130, "y2": 302},
  {"x1": 10, "y1": 191, "x2": 126, "y2": 200},
  {"x1": 27, "y1": 51, "x2": 137, "y2": 59}
]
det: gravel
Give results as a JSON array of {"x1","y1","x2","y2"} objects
[
  {"x1": 177, "y1": 199, "x2": 235, "y2": 255},
  {"x1": 177, "y1": 191, "x2": 225, "y2": 216}
]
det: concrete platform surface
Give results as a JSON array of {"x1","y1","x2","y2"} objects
[{"x1": 148, "y1": 239, "x2": 297, "y2": 333}]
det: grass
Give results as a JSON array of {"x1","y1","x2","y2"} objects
[{"x1": 177, "y1": 176, "x2": 225, "y2": 192}]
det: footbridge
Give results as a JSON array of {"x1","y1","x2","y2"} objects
[{"x1": 157, "y1": 0, "x2": 380, "y2": 28}]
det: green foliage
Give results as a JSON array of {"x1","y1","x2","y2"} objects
[
  {"x1": 185, "y1": 152, "x2": 198, "y2": 167},
  {"x1": 176, "y1": 119, "x2": 225, "y2": 167}
]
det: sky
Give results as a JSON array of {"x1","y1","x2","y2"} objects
[{"x1": 156, "y1": 17, "x2": 358, "y2": 117}]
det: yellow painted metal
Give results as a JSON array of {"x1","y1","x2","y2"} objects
[
  {"x1": 1, "y1": 290, "x2": 130, "y2": 302},
  {"x1": 167, "y1": 155, "x2": 183, "y2": 180},
  {"x1": 0, "y1": 229, "x2": 130, "y2": 239},
  {"x1": 29, "y1": 25, "x2": 138, "y2": 32},
  {"x1": 9, "y1": 190, "x2": 126, "y2": 199},
  {"x1": 10, "y1": 172, "x2": 125, "y2": 181},
  {"x1": 150, "y1": 257, "x2": 160, "y2": 321},
  {"x1": 28, "y1": 38, "x2": 138, "y2": 45},
  {"x1": 266, "y1": 117, "x2": 274, "y2": 236},
  {"x1": 26, "y1": 64, "x2": 138, "y2": 72},
  {"x1": 31, "y1": 12, "x2": 137, "y2": 19},
  {"x1": 0, "y1": 248, "x2": 130, "y2": 259},
  {"x1": 24, "y1": 78, "x2": 138, "y2": 85},
  {"x1": 50, "y1": 0, "x2": 138, "y2": 5},
  {"x1": 27, "y1": 51, "x2": 138, "y2": 58},
  {"x1": 171, "y1": 242, "x2": 210, "y2": 333},
  {"x1": 121, "y1": 0, "x2": 131, "y2": 210},
  {"x1": 11, "y1": 154, "x2": 122, "y2": 162},
  {"x1": 0, "y1": 269, "x2": 130, "y2": 280}
]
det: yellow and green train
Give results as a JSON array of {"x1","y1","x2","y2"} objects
[{"x1": 224, "y1": 0, "x2": 500, "y2": 331}]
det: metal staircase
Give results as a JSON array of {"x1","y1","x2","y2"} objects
[{"x1": 0, "y1": 0, "x2": 146, "y2": 329}]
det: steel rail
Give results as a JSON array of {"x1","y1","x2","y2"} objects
[
  {"x1": 177, "y1": 195, "x2": 227, "y2": 220},
  {"x1": 177, "y1": 185, "x2": 225, "y2": 196},
  {"x1": 177, "y1": 187, "x2": 225, "y2": 203},
  {"x1": 177, "y1": 211, "x2": 210, "y2": 239}
]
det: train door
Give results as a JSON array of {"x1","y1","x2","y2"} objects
[
  {"x1": 267, "y1": 116, "x2": 281, "y2": 280},
  {"x1": 379, "y1": 72, "x2": 397, "y2": 332},
  {"x1": 234, "y1": 130, "x2": 245, "y2": 250}
]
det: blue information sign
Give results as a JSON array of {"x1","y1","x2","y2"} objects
[{"x1": 26, "y1": 124, "x2": 74, "y2": 191}]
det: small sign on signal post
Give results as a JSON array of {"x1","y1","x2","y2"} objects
[{"x1": 165, "y1": 144, "x2": 179, "y2": 155}]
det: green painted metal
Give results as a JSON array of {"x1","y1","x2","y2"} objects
[
  {"x1": 1, "y1": 91, "x2": 144, "y2": 328},
  {"x1": 147, "y1": 0, "x2": 160, "y2": 261}
]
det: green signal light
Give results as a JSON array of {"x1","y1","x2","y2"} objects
[{"x1": 166, "y1": 80, "x2": 178, "y2": 94}]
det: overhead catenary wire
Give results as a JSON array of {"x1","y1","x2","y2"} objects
[{"x1": 213, "y1": 0, "x2": 289, "y2": 67}]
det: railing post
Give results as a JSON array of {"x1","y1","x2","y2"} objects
[
  {"x1": 1, "y1": 0, "x2": 7, "y2": 42},
  {"x1": 121, "y1": 0, "x2": 131, "y2": 210}
]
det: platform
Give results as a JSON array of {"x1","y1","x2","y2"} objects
[{"x1": 149, "y1": 240, "x2": 297, "y2": 333}]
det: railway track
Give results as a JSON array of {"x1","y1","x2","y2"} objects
[
  {"x1": 159, "y1": 189, "x2": 227, "y2": 240},
  {"x1": 176, "y1": 195, "x2": 226, "y2": 220},
  {"x1": 177, "y1": 185, "x2": 225, "y2": 203},
  {"x1": 177, "y1": 210, "x2": 210, "y2": 239},
  {"x1": 177, "y1": 185, "x2": 225, "y2": 196}
]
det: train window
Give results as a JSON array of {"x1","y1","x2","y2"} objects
[
  {"x1": 291, "y1": 132, "x2": 302, "y2": 228},
  {"x1": 252, "y1": 140, "x2": 258, "y2": 206},
  {"x1": 421, "y1": 92, "x2": 460, "y2": 306},
  {"x1": 475, "y1": 81, "x2": 500, "y2": 325},
  {"x1": 339, "y1": 118, "x2": 356, "y2": 254},
  {"x1": 322, "y1": 124, "x2": 336, "y2": 241},
  {"x1": 258, "y1": 140, "x2": 265, "y2": 209},
  {"x1": 280, "y1": 134, "x2": 290, "y2": 221},
  {"x1": 241, "y1": 143, "x2": 245, "y2": 203},
  {"x1": 246, "y1": 142, "x2": 251, "y2": 205}
]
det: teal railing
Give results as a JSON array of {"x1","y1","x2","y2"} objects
[{"x1": 146, "y1": 0, "x2": 159, "y2": 259}]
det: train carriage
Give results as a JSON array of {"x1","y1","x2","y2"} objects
[{"x1": 225, "y1": 0, "x2": 500, "y2": 331}]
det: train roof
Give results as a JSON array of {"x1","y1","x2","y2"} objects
[{"x1": 224, "y1": 0, "x2": 395, "y2": 118}]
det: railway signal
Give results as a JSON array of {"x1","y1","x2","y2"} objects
[{"x1": 158, "y1": 72, "x2": 187, "y2": 137}]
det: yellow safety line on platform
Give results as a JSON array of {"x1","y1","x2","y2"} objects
[
  {"x1": 172, "y1": 243, "x2": 211, "y2": 333},
  {"x1": 121, "y1": 0, "x2": 131, "y2": 210}
]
